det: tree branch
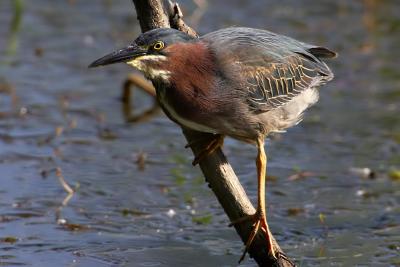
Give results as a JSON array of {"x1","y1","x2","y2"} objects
[
  {"x1": 130, "y1": 1, "x2": 296, "y2": 266},
  {"x1": 132, "y1": 0, "x2": 169, "y2": 32}
]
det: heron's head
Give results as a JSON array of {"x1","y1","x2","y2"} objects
[{"x1": 89, "y1": 28, "x2": 195, "y2": 81}]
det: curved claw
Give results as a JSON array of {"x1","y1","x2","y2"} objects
[
  {"x1": 191, "y1": 134, "x2": 224, "y2": 166},
  {"x1": 231, "y1": 212, "x2": 277, "y2": 263},
  {"x1": 238, "y1": 219, "x2": 261, "y2": 263}
]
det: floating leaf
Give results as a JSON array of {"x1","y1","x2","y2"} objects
[
  {"x1": 121, "y1": 208, "x2": 149, "y2": 217},
  {"x1": 60, "y1": 223, "x2": 90, "y2": 232},
  {"x1": 192, "y1": 214, "x2": 212, "y2": 225},
  {"x1": 319, "y1": 213, "x2": 326, "y2": 224},
  {"x1": 287, "y1": 208, "x2": 304, "y2": 216},
  {"x1": 388, "y1": 169, "x2": 400, "y2": 181},
  {"x1": 1, "y1": 237, "x2": 18, "y2": 243}
]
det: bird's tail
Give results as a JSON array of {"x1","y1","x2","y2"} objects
[{"x1": 307, "y1": 46, "x2": 337, "y2": 59}]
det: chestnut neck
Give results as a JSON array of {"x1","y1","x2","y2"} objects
[{"x1": 160, "y1": 41, "x2": 217, "y2": 98}]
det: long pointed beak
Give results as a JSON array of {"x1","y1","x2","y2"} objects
[{"x1": 88, "y1": 43, "x2": 146, "y2": 68}]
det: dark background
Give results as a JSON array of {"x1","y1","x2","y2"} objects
[{"x1": 0, "y1": 0, "x2": 399, "y2": 266}]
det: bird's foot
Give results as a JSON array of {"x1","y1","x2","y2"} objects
[
  {"x1": 189, "y1": 134, "x2": 224, "y2": 165},
  {"x1": 230, "y1": 212, "x2": 276, "y2": 263}
]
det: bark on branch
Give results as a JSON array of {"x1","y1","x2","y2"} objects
[{"x1": 130, "y1": 1, "x2": 296, "y2": 266}]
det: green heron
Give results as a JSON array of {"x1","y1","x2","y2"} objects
[{"x1": 89, "y1": 27, "x2": 336, "y2": 260}]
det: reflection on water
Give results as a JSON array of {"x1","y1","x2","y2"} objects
[{"x1": 0, "y1": 0, "x2": 399, "y2": 266}]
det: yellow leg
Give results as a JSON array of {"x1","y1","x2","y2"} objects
[
  {"x1": 235, "y1": 136, "x2": 276, "y2": 263},
  {"x1": 255, "y1": 137, "x2": 276, "y2": 257},
  {"x1": 191, "y1": 134, "x2": 224, "y2": 166}
]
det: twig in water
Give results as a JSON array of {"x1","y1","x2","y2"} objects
[
  {"x1": 121, "y1": 74, "x2": 160, "y2": 123},
  {"x1": 55, "y1": 167, "x2": 76, "y2": 224},
  {"x1": 56, "y1": 167, "x2": 74, "y2": 195}
]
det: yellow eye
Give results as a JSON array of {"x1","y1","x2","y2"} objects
[{"x1": 153, "y1": 41, "x2": 164, "y2": 50}]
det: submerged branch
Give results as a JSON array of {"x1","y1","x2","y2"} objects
[{"x1": 121, "y1": 74, "x2": 159, "y2": 123}]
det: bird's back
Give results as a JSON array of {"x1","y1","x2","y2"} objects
[
  {"x1": 201, "y1": 27, "x2": 336, "y2": 136},
  {"x1": 203, "y1": 27, "x2": 335, "y2": 66}
]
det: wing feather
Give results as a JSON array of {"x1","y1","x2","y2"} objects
[
  {"x1": 202, "y1": 27, "x2": 335, "y2": 112},
  {"x1": 241, "y1": 53, "x2": 333, "y2": 112}
]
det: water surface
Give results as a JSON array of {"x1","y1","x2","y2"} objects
[{"x1": 0, "y1": 0, "x2": 399, "y2": 266}]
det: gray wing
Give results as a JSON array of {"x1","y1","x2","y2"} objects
[
  {"x1": 241, "y1": 52, "x2": 333, "y2": 112},
  {"x1": 202, "y1": 27, "x2": 336, "y2": 112}
]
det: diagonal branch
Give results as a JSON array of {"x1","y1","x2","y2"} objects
[{"x1": 130, "y1": 1, "x2": 296, "y2": 266}]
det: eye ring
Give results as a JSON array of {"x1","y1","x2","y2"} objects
[{"x1": 153, "y1": 41, "x2": 164, "y2": 50}]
